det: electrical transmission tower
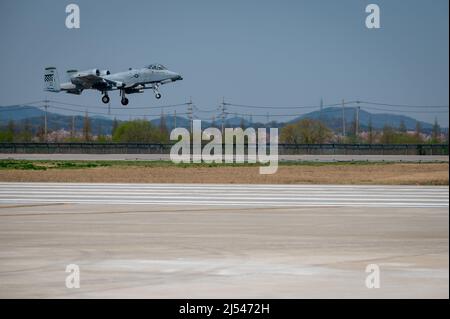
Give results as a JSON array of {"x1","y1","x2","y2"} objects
[
  {"x1": 220, "y1": 97, "x2": 226, "y2": 135},
  {"x1": 187, "y1": 97, "x2": 193, "y2": 133},
  {"x1": 43, "y1": 99, "x2": 49, "y2": 142},
  {"x1": 342, "y1": 99, "x2": 346, "y2": 138}
]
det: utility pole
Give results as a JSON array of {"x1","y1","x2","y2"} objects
[
  {"x1": 320, "y1": 98, "x2": 323, "y2": 122},
  {"x1": 174, "y1": 110, "x2": 177, "y2": 128},
  {"x1": 342, "y1": 99, "x2": 346, "y2": 138},
  {"x1": 71, "y1": 115, "x2": 75, "y2": 138},
  {"x1": 355, "y1": 106, "x2": 360, "y2": 138},
  {"x1": 44, "y1": 99, "x2": 48, "y2": 142},
  {"x1": 220, "y1": 97, "x2": 226, "y2": 136},
  {"x1": 160, "y1": 107, "x2": 165, "y2": 133},
  {"x1": 187, "y1": 97, "x2": 193, "y2": 133}
]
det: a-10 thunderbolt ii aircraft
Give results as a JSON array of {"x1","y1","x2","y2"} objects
[{"x1": 44, "y1": 64, "x2": 183, "y2": 105}]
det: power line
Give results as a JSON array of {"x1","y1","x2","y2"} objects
[
  {"x1": 223, "y1": 101, "x2": 345, "y2": 109},
  {"x1": 359, "y1": 100, "x2": 449, "y2": 108},
  {"x1": 1, "y1": 99, "x2": 448, "y2": 124},
  {"x1": 223, "y1": 106, "x2": 346, "y2": 117},
  {"x1": 223, "y1": 104, "x2": 449, "y2": 118},
  {"x1": 48, "y1": 99, "x2": 189, "y2": 110},
  {"x1": 2, "y1": 103, "x2": 446, "y2": 118},
  {"x1": 362, "y1": 105, "x2": 449, "y2": 114},
  {"x1": 193, "y1": 105, "x2": 218, "y2": 113},
  {"x1": 38, "y1": 104, "x2": 189, "y2": 118}
]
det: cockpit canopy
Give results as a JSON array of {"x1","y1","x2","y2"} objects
[{"x1": 146, "y1": 64, "x2": 166, "y2": 70}]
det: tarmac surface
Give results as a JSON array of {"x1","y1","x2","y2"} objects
[
  {"x1": 0, "y1": 153, "x2": 448, "y2": 162},
  {"x1": 0, "y1": 183, "x2": 448, "y2": 298}
]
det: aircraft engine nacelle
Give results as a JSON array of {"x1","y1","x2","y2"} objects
[
  {"x1": 100, "y1": 70, "x2": 111, "y2": 76},
  {"x1": 73, "y1": 69, "x2": 101, "y2": 77}
]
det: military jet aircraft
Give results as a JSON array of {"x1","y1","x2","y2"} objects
[{"x1": 44, "y1": 64, "x2": 183, "y2": 105}]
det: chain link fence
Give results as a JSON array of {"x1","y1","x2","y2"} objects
[{"x1": 0, "y1": 143, "x2": 448, "y2": 155}]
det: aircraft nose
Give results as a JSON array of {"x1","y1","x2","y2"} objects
[{"x1": 173, "y1": 73, "x2": 183, "y2": 81}]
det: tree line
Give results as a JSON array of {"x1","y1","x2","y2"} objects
[{"x1": 0, "y1": 114, "x2": 447, "y2": 144}]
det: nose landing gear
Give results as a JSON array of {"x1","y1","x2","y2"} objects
[{"x1": 153, "y1": 84, "x2": 162, "y2": 99}]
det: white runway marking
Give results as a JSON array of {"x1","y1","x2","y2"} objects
[{"x1": 0, "y1": 183, "x2": 448, "y2": 208}]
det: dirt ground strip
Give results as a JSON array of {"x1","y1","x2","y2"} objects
[{"x1": 0, "y1": 163, "x2": 448, "y2": 185}]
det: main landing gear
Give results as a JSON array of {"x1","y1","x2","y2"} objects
[
  {"x1": 100, "y1": 86, "x2": 162, "y2": 105},
  {"x1": 119, "y1": 89, "x2": 129, "y2": 106},
  {"x1": 101, "y1": 94, "x2": 110, "y2": 104},
  {"x1": 121, "y1": 97, "x2": 129, "y2": 106}
]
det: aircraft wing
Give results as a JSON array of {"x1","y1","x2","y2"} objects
[
  {"x1": 72, "y1": 74, "x2": 104, "y2": 88},
  {"x1": 72, "y1": 74, "x2": 124, "y2": 89}
]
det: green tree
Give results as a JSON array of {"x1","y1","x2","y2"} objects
[
  {"x1": 112, "y1": 120, "x2": 167, "y2": 143},
  {"x1": 160, "y1": 112, "x2": 168, "y2": 136},
  {"x1": 83, "y1": 111, "x2": 91, "y2": 141},
  {"x1": 414, "y1": 121, "x2": 422, "y2": 142},
  {"x1": 17, "y1": 119, "x2": 33, "y2": 142},
  {"x1": 70, "y1": 116, "x2": 76, "y2": 139},
  {"x1": 111, "y1": 117, "x2": 119, "y2": 136},
  {"x1": 380, "y1": 125, "x2": 396, "y2": 144},
  {"x1": 399, "y1": 120, "x2": 407, "y2": 133},
  {"x1": 280, "y1": 119, "x2": 332, "y2": 144},
  {"x1": 0, "y1": 120, "x2": 16, "y2": 142},
  {"x1": 431, "y1": 117, "x2": 441, "y2": 143},
  {"x1": 0, "y1": 122, "x2": 14, "y2": 142},
  {"x1": 367, "y1": 117, "x2": 374, "y2": 144},
  {"x1": 36, "y1": 125, "x2": 45, "y2": 142},
  {"x1": 380, "y1": 124, "x2": 422, "y2": 144},
  {"x1": 240, "y1": 118, "x2": 246, "y2": 130}
]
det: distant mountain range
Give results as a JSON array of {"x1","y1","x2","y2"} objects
[
  {"x1": 0, "y1": 105, "x2": 446, "y2": 135},
  {"x1": 291, "y1": 107, "x2": 437, "y2": 132},
  {"x1": 0, "y1": 106, "x2": 113, "y2": 135}
]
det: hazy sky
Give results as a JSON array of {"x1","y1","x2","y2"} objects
[{"x1": 0, "y1": 0, "x2": 448, "y2": 125}]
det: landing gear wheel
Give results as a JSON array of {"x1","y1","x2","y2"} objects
[
  {"x1": 155, "y1": 93, "x2": 162, "y2": 99},
  {"x1": 121, "y1": 97, "x2": 129, "y2": 106},
  {"x1": 102, "y1": 95, "x2": 110, "y2": 104}
]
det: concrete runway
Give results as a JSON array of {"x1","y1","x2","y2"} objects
[
  {"x1": 1, "y1": 153, "x2": 448, "y2": 162},
  {"x1": 0, "y1": 183, "x2": 448, "y2": 298}
]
